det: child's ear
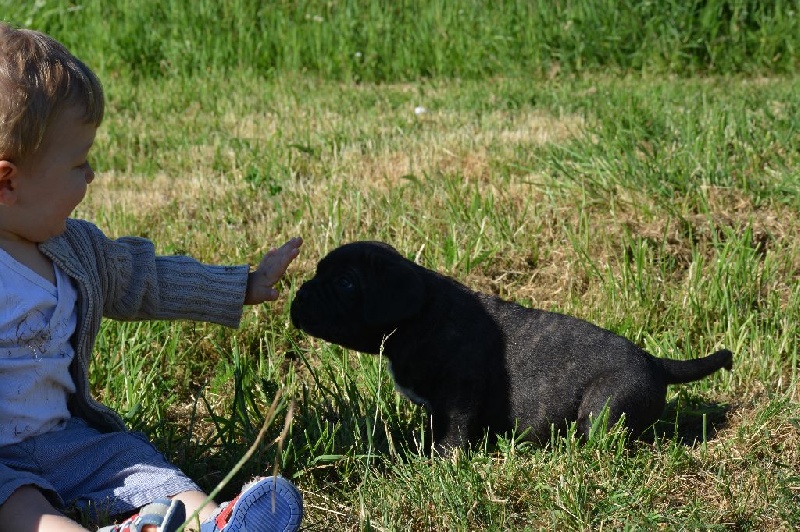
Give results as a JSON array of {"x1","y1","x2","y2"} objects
[{"x1": 0, "y1": 160, "x2": 19, "y2": 205}]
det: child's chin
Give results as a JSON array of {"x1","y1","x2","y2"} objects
[{"x1": 42, "y1": 225, "x2": 68, "y2": 241}]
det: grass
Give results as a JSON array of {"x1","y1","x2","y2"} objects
[
  {"x1": 81, "y1": 73, "x2": 800, "y2": 530},
  {"x1": 4, "y1": 0, "x2": 800, "y2": 80},
  {"x1": 4, "y1": 2, "x2": 800, "y2": 530}
]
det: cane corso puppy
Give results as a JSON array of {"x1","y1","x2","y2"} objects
[{"x1": 290, "y1": 241, "x2": 733, "y2": 453}]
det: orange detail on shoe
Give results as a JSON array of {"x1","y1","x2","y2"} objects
[{"x1": 214, "y1": 497, "x2": 238, "y2": 530}]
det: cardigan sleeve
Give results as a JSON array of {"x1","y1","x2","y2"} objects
[{"x1": 98, "y1": 231, "x2": 250, "y2": 328}]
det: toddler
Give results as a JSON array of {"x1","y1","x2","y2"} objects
[{"x1": 0, "y1": 22, "x2": 303, "y2": 532}]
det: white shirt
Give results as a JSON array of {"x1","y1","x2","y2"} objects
[{"x1": 0, "y1": 247, "x2": 77, "y2": 445}]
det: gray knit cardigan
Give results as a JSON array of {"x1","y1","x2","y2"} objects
[{"x1": 38, "y1": 218, "x2": 250, "y2": 432}]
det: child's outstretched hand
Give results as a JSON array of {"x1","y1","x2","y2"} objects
[{"x1": 244, "y1": 237, "x2": 303, "y2": 305}]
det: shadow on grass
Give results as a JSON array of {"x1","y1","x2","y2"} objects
[
  {"x1": 288, "y1": 392, "x2": 736, "y2": 474},
  {"x1": 650, "y1": 395, "x2": 733, "y2": 445}
]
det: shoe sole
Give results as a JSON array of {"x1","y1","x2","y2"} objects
[{"x1": 222, "y1": 476, "x2": 303, "y2": 532}]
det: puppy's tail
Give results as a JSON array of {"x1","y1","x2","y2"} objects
[{"x1": 658, "y1": 349, "x2": 733, "y2": 384}]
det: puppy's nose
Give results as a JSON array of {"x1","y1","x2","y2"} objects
[{"x1": 289, "y1": 287, "x2": 308, "y2": 327}]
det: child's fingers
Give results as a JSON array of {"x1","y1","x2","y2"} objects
[
  {"x1": 263, "y1": 287, "x2": 280, "y2": 301},
  {"x1": 265, "y1": 238, "x2": 302, "y2": 263},
  {"x1": 278, "y1": 236, "x2": 303, "y2": 252},
  {"x1": 257, "y1": 238, "x2": 303, "y2": 285}
]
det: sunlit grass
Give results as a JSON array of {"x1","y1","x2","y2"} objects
[
  {"x1": 4, "y1": 0, "x2": 800, "y2": 81},
  {"x1": 71, "y1": 73, "x2": 800, "y2": 529},
  {"x1": 3, "y1": 3, "x2": 799, "y2": 529}
]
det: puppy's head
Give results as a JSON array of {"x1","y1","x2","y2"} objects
[{"x1": 290, "y1": 241, "x2": 427, "y2": 354}]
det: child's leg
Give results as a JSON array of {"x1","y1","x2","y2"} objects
[
  {"x1": 0, "y1": 486, "x2": 89, "y2": 532},
  {"x1": 101, "y1": 479, "x2": 302, "y2": 532},
  {"x1": 171, "y1": 490, "x2": 218, "y2": 530},
  {"x1": 9, "y1": 418, "x2": 200, "y2": 525}
]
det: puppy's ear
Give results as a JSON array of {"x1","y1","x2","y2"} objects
[{"x1": 363, "y1": 256, "x2": 426, "y2": 326}]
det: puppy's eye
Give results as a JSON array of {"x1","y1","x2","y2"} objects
[{"x1": 336, "y1": 277, "x2": 355, "y2": 291}]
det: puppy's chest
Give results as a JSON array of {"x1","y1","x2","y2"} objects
[{"x1": 387, "y1": 362, "x2": 432, "y2": 411}]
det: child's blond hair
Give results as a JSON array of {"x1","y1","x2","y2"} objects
[{"x1": 0, "y1": 22, "x2": 104, "y2": 163}]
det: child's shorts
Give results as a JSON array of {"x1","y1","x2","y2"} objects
[{"x1": 0, "y1": 416, "x2": 200, "y2": 519}]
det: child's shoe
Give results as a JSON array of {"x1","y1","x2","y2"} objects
[
  {"x1": 200, "y1": 476, "x2": 303, "y2": 532},
  {"x1": 97, "y1": 498, "x2": 186, "y2": 532}
]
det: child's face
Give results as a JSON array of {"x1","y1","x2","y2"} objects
[{"x1": 8, "y1": 105, "x2": 97, "y2": 243}]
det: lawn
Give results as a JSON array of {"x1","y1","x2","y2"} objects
[{"x1": 4, "y1": 1, "x2": 799, "y2": 530}]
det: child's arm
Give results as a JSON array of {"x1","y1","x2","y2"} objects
[
  {"x1": 244, "y1": 237, "x2": 303, "y2": 305},
  {"x1": 46, "y1": 220, "x2": 302, "y2": 327}
]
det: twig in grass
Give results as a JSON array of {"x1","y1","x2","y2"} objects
[
  {"x1": 178, "y1": 387, "x2": 294, "y2": 531},
  {"x1": 368, "y1": 330, "x2": 395, "y2": 464}
]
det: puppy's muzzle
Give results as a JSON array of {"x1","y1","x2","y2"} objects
[{"x1": 289, "y1": 284, "x2": 313, "y2": 329}]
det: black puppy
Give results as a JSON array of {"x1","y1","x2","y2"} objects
[{"x1": 290, "y1": 241, "x2": 732, "y2": 453}]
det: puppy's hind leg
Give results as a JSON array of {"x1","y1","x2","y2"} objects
[
  {"x1": 576, "y1": 374, "x2": 667, "y2": 441},
  {"x1": 430, "y1": 407, "x2": 477, "y2": 455}
]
